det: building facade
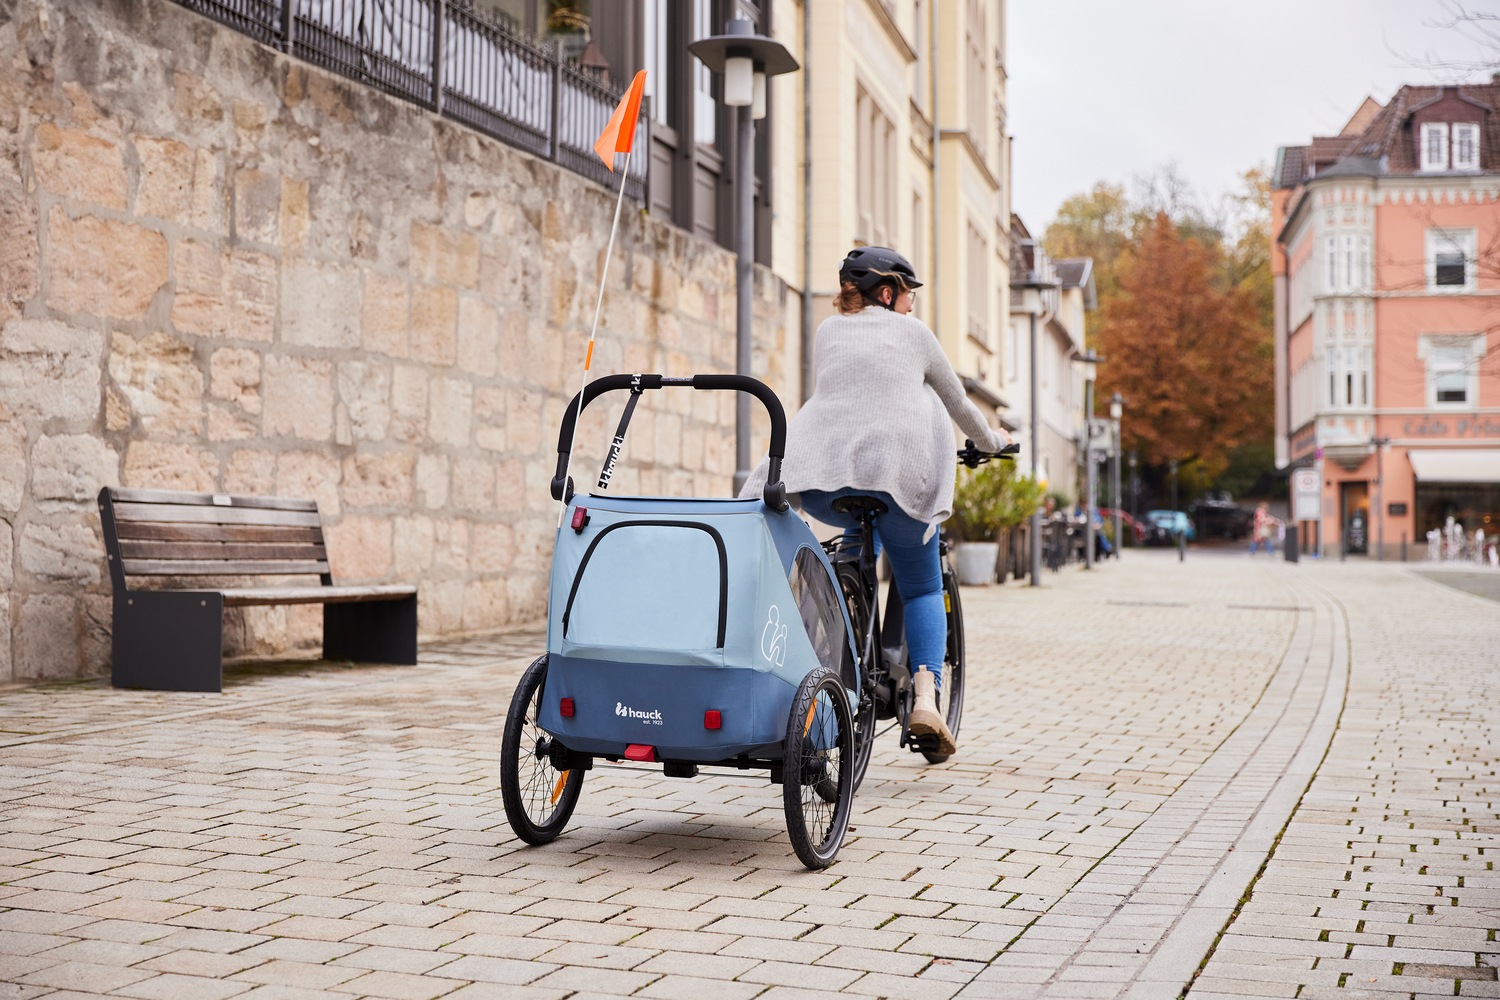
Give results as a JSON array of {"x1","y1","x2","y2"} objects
[{"x1": 1272, "y1": 83, "x2": 1500, "y2": 559}]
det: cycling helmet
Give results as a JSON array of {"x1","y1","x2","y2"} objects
[{"x1": 838, "y1": 246, "x2": 924, "y2": 296}]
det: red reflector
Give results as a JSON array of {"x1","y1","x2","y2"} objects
[
  {"x1": 571, "y1": 507, "x2": 588, "y2": 530},
  {"x1": 559, "y1": 698, "x2": 575, "y2": 718},
  {"x1": 624, "y1": 744, "x2": 657, "y2": 762},
  {"x1": 704, "y1": 710, "x2": 722, "y2": 730}
]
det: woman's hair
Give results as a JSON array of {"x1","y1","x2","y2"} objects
[{"x1": 833, "y1": 276, "x2": 907, "y2": 315}]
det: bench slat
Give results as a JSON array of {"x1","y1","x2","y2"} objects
[
  {"x1": 120, "y1": 559, "x2": 331, "y2": 577},
  {"x1": 115, "y1": 523, "x2": 325, "y2": 544},
  {"x1": 118, "y1": 541, "x2": 330, "y2": 561},
  {"x1": 222, "y1": 584, "x2": 418, "y2": 607},
  {"x1": 109, "y1": 487, "x2": 318, "y2": 512},
  {"x1": 112, "y1": 502, "x2": 323, "y2": 528}
]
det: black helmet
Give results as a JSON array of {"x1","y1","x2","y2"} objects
[{"x1": 838, "y1": 246, "x2": 923, "y2": 295}]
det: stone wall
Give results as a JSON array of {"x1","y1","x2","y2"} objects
[{"x1": 0, "y1": 0, "x2": 799, "y2": 683}]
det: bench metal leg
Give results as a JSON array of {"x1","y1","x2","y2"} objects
[
  {"x1": 112, "y1": 591, "x2": 225, "y2": 692},
  {"x1": 324, "y1": 596, "x2": 418, "y2": 665}
]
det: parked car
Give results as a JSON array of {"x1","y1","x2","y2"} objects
[
  {"x1": 1190, "y1": 492, "x2": 1254, "y2": 540},
  {"x1": 1142, "y1": 509, "x2": 1195, "y2": 546}
]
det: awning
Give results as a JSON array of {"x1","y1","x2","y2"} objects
[{"x1": 1408, "y1": 449, "x2": 1500, "y2": 484}]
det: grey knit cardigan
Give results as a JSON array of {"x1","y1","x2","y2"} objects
[{"x1": 742, "y1": 307, "x2": 1009, "y2": 527}]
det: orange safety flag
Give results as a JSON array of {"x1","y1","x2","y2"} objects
[{"x1": 593, "y1": 70, "x2": 647, "y2": 172}]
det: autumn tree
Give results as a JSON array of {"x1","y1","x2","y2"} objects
[{"x1": 1093, "y1": 213, "x2": 1272, "y2": 483}]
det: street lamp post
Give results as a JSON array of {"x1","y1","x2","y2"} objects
[
  {"x1": 1010, "y1": 272, "x2": 1059, "y2": 587},
  {"x1": 1128, "y1": 450, "x2": 1138, "y2": 524},
  {"x1": 1372, "y1": 435, "x2": 1390, "y2": 560},
  {"x1": 1110, "y1": 392, "x2": 1122, "y2": 557},
  {"x1": 689, "y1": 20, "x2": 799, "y2": 494},
  {"x1": 1080, "y1": 355, "x2": 1098, "y2": 570}
]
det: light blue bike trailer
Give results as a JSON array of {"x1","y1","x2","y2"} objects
[{"x1": 535, "y1": 375, "x2": 858, "y2": 764}]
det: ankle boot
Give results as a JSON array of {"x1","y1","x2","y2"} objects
[{"x1": 908, "y1": 667, "x2": 957, "y2": 756}]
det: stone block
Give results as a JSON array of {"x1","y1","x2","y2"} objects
[
  {"x1": 415, "y1": 452, "x2": 448, "y2": 510},
  {"x1": 470, "y1": 521, "x2": 515, "y2": 575},
  {"x1": 47, "y1": 208, "x2": 168, "y2": 320},
  {"x1": 173, "y1": 70, "x2": 225, "y2": 124},
  {"x1": 276, "y1": 450, "x2": 342, "y2": 518},
  {"x1": 122, "y1": 440, "x2": 218, "y2": 490},
  {"x1": 135, "y1": 135, "x2": 220, "y2": 230},
  {"x1": 225, "y1": 449, "x2": 277, "y2": 494},
  {"x1": 229, "y1": 247, "x2": 277, "y2": 342},
  {"x1": 263, "y1": 354, "x2": 334, "y2": 441},
  {"x1": 0, "y1": 593, "x2": 10, "y2": 685},
  {"x1": 207, "y1": 404, "x2": 260, "y2": 441},
  {"x1": 282, "y1": 258, "x2": 360, "y2": 349},
  {"x1": 462, "y1": 576, "x2": 509, "y2": 632},
  {"x1": 0, "y1": 518, "x2": 12, "y2": 588},
  {"x1": 0, "y1": 182, "x2": 39, "y2": 309},
  {"x1": 341, "y1": 451, "x2": 414, "y2": 508},
  {"x1": 336, "y1": 360, "x2": 391, "y2": 442},
  {"x1": 20, "y1": 521, "x2": 100, "y2": 583},
  {"x1": 325, "y1": 514, "x2": 392, "y2": 580},
  {"x1": 494, "y1": 458, "x2": 526, "y2": 513},
  {"x1": 436, "y1": 517, "x2": 471, "y2": 574},
  {"x1": 362, "y1": 270, "x2": 409, "y2": 358},
  {"x1": 411, "y1": 284, "x2": 457, "y2": 366},
  {"x1": 172, "y1": 238, "x2": 228, "y2": 336},
  {"x1": 0, "y1": 318, "x2": 103, "y2": 425},
  {"x1": 280, "y1": 176, "x2": 309, "y2": 250},
  {"x1": 450, "y1": 455, "x2": 496, "y2": 513},
  {"x1": 108, "y1": 331, "x2": 204, "y2": 434},
  {"x1": 80, "y1": 592, "x2": 110, "y2": 677},
  {"x1": 30, "y1": 433, "x2": 120, "y2": 509},
  {"x1": 428, "y1": 375, "x2": 472, "y2": 448},
  {"x1": 389, "y1": 364, "x2": 428, "y2": 444},
  {"x1": 473, "y1": 385, "x2": 507, "y2": 453},
  {"x1": 17, "y1": 594, "x2": 78, "y2": 681},
  {"x1": 505, "y1": 387, "x2": 543, "y2": 455},
  {"x1": 457, "y1": 295, "x2": 499, "y2": 377},
  {"x1": 32, "y1": 123, "x2": 127, "y2": 211},
  {"x1": 210, "y1": 347, "x2": 262, "y2": 413},
  {"x1": 0, "y1": 421, "x2": 24, "y2": 513},
  {"x1": 232, "y1": 166, "x2": 280, "y2": 244},
  {"x1": 422, "y1": 578, "x2": 466, "y2": 635},
  {"x1": 393, "y1": 514, "x2": 435, "y2": 575}
]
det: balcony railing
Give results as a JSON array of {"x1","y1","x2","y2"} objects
[{"x1": 172, "y1": 0, "x2": 647, "y2": 202}]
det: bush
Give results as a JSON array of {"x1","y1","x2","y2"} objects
[{"x1": 948, "y1": 462, "x2": 1046, "y2": 541}]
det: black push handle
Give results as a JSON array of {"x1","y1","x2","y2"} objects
[{"x1": 551, "y1": 374, "x2": 789, "y2": 511}]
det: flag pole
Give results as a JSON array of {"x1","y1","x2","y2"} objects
[{"x1": 557, "y1": 145, "x2": 633, "y2": 525}]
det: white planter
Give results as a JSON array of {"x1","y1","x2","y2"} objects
[{"x1": 955, "y1": 541, "x2": 999, "y2": 586}]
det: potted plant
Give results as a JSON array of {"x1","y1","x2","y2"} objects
[{"x1": 948, "y1": 462, "x2": 1043, "y2": 585}]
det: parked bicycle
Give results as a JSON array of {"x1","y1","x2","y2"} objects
[{"x1": 827, "y1": 439, "x2": 1019, "y2": 789}]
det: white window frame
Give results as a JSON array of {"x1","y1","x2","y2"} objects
[
  {"x1": 1426, "y1": 228, "x2": 1477, "y2": 291},
  {"x1": 1453, "y1": 122, "x2": 1480, "y2": 171},
  {"x1": 1420, "y1": 334, "x2": 1484, "y2": 408},
  {"x1": 1420, "y1": 122, "x2": 1449, "y2": 172},
  {"x1": 1324, "y1": 235, "x2": 1337, "y2": 293}
]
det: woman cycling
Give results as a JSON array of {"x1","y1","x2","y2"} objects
[{"x1": 743, "y1": 246, "x2": 1010, "y2": 756}]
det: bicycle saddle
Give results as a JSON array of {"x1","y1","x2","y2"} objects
[{"x1": 831, "y1": 495, "x2": 888, "y2": 518}]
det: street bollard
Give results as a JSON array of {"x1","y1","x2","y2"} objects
[
  {"x1": 1401, "y1": 532, "x2": 1407, "y2": 562},
  {"x1": 1285, "y1": 524, "x2": 1299, "y2": 563},
  {"x1": 1177, "y1": 529, "x2": 1185, "y2": 562}
]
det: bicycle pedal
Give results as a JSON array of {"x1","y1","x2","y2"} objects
[{"x1": 906, "y1": 733, "x2": 940, "y2": 753}]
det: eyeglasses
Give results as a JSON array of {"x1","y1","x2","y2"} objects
[{"x1": 903, "y1": 289, "x2": 917, "y2": 306}]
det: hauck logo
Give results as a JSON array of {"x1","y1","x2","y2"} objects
[{"x1": 615, "y1": 701, "x2": 663, "y2": 725}]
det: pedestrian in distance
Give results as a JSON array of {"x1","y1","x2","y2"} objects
[
  {"x1": 1248, "y1": 501, "x2": 1274, "y2": 555},
  {"x1": 741, "y1": 246, "x2": 1010, "y2": 756}
]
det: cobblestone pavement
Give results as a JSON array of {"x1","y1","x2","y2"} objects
[{"x1": 1, "y1": 552, "x2": 1495, "y2": 1000}]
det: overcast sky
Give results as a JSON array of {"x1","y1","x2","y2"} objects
[{"x1": 1006, "y1": 0, "x2": 1500, "y2": 230}]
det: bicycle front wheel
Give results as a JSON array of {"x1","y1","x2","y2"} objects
[
  {"x1": 501, "y1": 655, "x2": 585, "y2": 845},
  {"x1": 923, "y1": 568, "x2": 966, "y2": 764}
]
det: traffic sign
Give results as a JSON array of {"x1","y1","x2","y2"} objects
[{"x1": 1291, "y1": 468, "x2": 1321, "y2": 521}]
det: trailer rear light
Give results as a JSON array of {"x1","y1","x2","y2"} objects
[
  {"x1": 624, "y1": 744, "x2": 657, "y2": 762},
  {"x1": 560, "y1": 698, "x2": 575, "y2": 717},
  {"x1": 704, "y1": 710, "x2": 722, "y2": 730},
  {"x1": 571, "y1": 507, "x2": 590, "y2": 532}
]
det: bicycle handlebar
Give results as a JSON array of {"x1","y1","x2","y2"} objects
[
  {"x1": 957, "y1": 439, "x2": 1020, "y2": 469},
  {"x1": 551, "y1": 373, "x2": 790, "y2": 511}
]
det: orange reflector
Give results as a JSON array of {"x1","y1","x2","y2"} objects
[
  {"x1": 624, "y1": 744, "x2": 657, "y2": 762},
  {"x1": 560, "y1": 697, "x2": 575, "y2": 717},
  {"x1": 704, "y1": 710, "x2": 721, "y2": 730},
  {"x1": 802, "y1": 700, "x2": 817, "y2": 736},
  {"x1": 584, "y1": 340, "x2": 594, "y2": 371},
  {"x1": 550, "y1": 771, "x2": 570, "y2": 804}
]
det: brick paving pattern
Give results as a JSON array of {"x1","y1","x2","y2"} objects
[{"x1": 1, "y1": 552, "x2": 1496, "y2": 999}]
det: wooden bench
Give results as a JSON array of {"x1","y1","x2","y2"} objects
[{"x1": 98, "y1": 487, "x2": 418, "y2": 692}]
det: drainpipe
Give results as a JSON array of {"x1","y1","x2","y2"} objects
[
  {"x1": 928, "y1": 0, "x2": 939, "y2": 338},
  {"x1": 801, "y1": 0, "x2": 813, "y2": 402}
]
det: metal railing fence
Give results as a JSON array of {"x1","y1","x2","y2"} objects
[{"x1": 172, "y1": 0, "x2": 647, "y2": 202}]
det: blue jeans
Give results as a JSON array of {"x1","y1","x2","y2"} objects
[{"x1": 798, "y1": 489, "x2": 945, "y2": 678}]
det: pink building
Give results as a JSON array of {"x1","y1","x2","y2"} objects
[{"x1": 1272, "y1": 83, "x2": 1500, "y2": 559}]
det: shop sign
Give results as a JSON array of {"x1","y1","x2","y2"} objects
[
  {"x1": 1292, "y1": 468, "x2": 1322, "y2": 521},
  {"x1": 1402, "y1": 415, "x2": 1500, "y2": 437}
]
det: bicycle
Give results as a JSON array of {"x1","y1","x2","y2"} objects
[{"x1": 824, "y1": 440, "x2": 1019, "y2": 789}]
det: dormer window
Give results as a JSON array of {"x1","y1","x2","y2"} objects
[
  {"x1": 1421, "y1": 121, "x2": 1483, "y2": 171},
  {"x1": 1454, "y1": 122, "x2": 1480, "y2": 170},
  {"x1": 1420, "y1": 122, "x2": 1449, "y2": 171}
]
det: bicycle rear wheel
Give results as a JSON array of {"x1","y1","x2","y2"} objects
[
  {"x1": 922, "y1": 568, "x2": 966, "y2": 764},
  {"x1": 783, "y1": 666, "x2": 855, "y2": 869},
  {"x1": 837, "y1": 566, "x2": 878, "y2": 792},
  {"x1": 501, "y1": 655, "x2": 585, "y2": 845}
]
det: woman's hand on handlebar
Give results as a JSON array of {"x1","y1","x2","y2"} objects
[{"x1": 957, "y1": 439, "x2": 1021, "y2": 468}]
